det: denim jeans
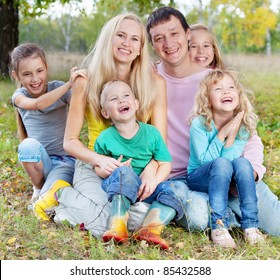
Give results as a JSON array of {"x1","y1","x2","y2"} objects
[
  {"x1": 186, "y1": 157, "x2": 258, "y2": 230},
  {"x1": 229, "y1": 180, "x2": 280, "y2": 235},
  {"x1": 18, "y1": 138, "x2": 75, "y2": 194},
  {"x1": 101, "y1": 166, "x2": 187, "y2": 220}
]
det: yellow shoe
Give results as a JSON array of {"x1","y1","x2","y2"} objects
[{"x1": 33, "y1": 180, "x2": 71, "y2": 221}]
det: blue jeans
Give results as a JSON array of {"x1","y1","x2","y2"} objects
[
  {"x1": 101, "y1": 166, "x2": 187, "y2": 220},
  {"x1": 18, "y1": 138, "x2": 75, "y2": 194},
  {"x1": 186, "y1": 157, "x2": 258, "y2": 230}
]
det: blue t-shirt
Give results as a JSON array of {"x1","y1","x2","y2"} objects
[
  {"x1": 12, "y1": 80, "x2": 71, "y2": 156},
  {"x1": 188, "y1": 116, "x2": 249, "y2": 173}
]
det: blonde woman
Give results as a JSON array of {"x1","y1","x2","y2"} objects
[
  {"x1": 33, "y1": 13, "x2": 168, "y2": 239},
  {"x1": 187, "y1": 69, "x2": 265, "y2": 248}
]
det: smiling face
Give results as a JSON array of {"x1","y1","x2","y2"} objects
[
  {"x1": 189, "y1": 29, "x2": 215, "y2": 68},
  {"x1": 100, "y1": 81, "x2": 139, "y2": 124},
  {"x1": 149, "y1": 15, "x2": 190, "y2": 67},
  {"x1": 112, "y1": 18, "x2": 142, "y2": 65},
  {"x1": 14, "y1": 55, "x2": 48, "y2": 97},
  {"x1": 209, "y1": 74, "x2": 240, "y2": 116}
]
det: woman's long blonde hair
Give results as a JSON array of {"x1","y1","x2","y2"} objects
[
  {"x1": 191, "y1": 68, "x2": 258, "y2": 139},
  {"x1": 82, "y1": 13, "x2": 155, "y2": 123}
]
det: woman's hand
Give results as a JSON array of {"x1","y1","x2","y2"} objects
[
  {"x1": 95, "y1": 154, "x2": 132, "y2": 178},
  {"x1": 95, "y1": 154, "x2": 122, "y2": 177}
]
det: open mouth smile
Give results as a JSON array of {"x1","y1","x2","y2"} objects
[
  {"x1": 221, "y1": 97, "x2": 233, "y2": 103},
  {"x1": 119, "y1": 106, "x2": 130, "y2": 113}
]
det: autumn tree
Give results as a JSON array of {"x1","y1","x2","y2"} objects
[
  {"x1": 0, "y1": 0, "x2": 19, "y2": 77},
  {"x1": 0, "y1": 0, "x2": 83, "y2": 77},
  {"x1": 1, "y1": 0, "x2": 172, "y2": 77}
]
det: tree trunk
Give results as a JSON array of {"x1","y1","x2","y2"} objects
[
  {"x1": 266, "y1": 28, "x2": 271, "y2": 58},
  {"x1": 0, "y1": 0, "x2": 19, "y2": 77}
]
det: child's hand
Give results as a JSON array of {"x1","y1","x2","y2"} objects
[
  {"x1": 122, "y1": 158, "x2": 132, "y2": 167},
  {"x1": 150, "y1": 60, "x2": 161, "y2": 73},
  {"x1": 224, "y1": 111, "x2": 245, "y2": 147},
  {"x1": 218, "y1": 111, "x2": 244, "y2": 143},
  {"x1": 137, "y1": 178, "x2": 157, "y2": 201},
  {"x1": 228, "y1": 111, "x2": 244, "y2": 138},
  {"x1": 69, "y1": 67, "x2": 88, "y2": 85},
  {"x1": 218, "y1": 119, "x2": 234, "y2": 141}
]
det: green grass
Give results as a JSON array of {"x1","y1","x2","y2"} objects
[{"x1": 0, "y1": 53, "x2": 279, "y2": 260}]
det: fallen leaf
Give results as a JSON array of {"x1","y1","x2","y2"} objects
[
  {"x1": 7, "y1": 237, "x2": 17, "y2": 244},
  {"x1": 175, "y1": 241, "x2": 185, "y2": 249},
  {"x1": 140, "y1": 240, "x2": 149, "y2": 249}
]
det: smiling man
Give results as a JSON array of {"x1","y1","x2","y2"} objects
[{"x1": 146, "y1": 6, "x2": 280, "y2": 237}]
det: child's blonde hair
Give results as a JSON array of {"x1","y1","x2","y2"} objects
[
  {"x1": 82, "y1": 13, "x2": 154, "y2": 123},
  {"x1": 100, "y1": 80, "x2": 133, "y2": 109},
  {"x1": 191, "y1": 68, "x2": 258, "y2": 139},
  {"x1": 190, "y1": 24, "x2": 225, "y2": 69}
]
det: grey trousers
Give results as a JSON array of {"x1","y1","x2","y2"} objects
[{"x1": 54, "y1": 160, "x2": 150, "y2": 237}]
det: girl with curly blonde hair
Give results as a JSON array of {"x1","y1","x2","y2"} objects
[{"x1": 187, "y1": 68, "x2": 265, "y2": 249}]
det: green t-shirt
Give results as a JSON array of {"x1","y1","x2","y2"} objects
[{"x1": 94, "y1": 121, "x2": 172, "y2": 175}]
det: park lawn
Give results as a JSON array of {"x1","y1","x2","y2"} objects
[{"x1": 0, "y1": 53, "x2": 279, "y2": 260}]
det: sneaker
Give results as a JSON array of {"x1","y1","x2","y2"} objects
[
  {"x1": 33, "y1": 180, "x2": 71, "y2": 221},
  {"x1": 32, "y1": 186, "x2": 41, "y2": 199},
  {"x1": 244, "y1": 228, "x2": 266, "y2": 245},
  {"x1": 27, "y1": 186, "x2": 41, "y2": 210},
  {"x1": 211, "y1": 228, "x2": 237, "y2": 249}
]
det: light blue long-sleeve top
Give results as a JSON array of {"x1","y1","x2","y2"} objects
[{"x1": 187, "y1": 116, "x2": 250, "y2": 173}]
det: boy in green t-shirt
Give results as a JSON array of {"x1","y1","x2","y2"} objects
[{"x1": 94, "y1": 80, "x2": 187, "y2": 250}]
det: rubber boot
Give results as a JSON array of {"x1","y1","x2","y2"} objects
[
  {"x1": 102, "y1": 194, "x2": 130, "y2": 244},
  {"x1": 133, "y1": 201, "x2": 176, "y2": 250},
  {"x1": 33, "y1": 180, "x2": 71, "y2": 221}
]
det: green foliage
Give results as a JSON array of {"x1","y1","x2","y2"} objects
[
  {"x1": 17, "y1": 0, "x2": 280, "y2": 54},
  {"x1": 18, "y1": 0, "x2": 83, "y2": 18}
]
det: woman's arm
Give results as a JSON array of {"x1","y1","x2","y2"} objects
[
  {"x1": 63, "y1": 77, "x2": 103, "y2": 167},
  {"x1": 63, "y1": 77, "x2": 123, "y2": 172},
  {"x1": 150, "y1": 72, "x2": 167, "y2": 141}
]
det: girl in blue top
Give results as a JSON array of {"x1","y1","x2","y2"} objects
[
  {"x1": 9, "y1": 43, "x2": 86, "y2": 208},
  {"x1": 187, "y1": 69, "x2": 265, "y2": 248}
]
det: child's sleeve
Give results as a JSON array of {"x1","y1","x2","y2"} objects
[
  {"x1": 190, "y1": 117, "x2": 224, "y2": 164},
  {"x1": 221, "y1": 139, "x2": 246, "y2": 160},
  {"x1": 54, "y1": 80, "x2": 72, "y2": 104},
  {"x1": 11, "y1": 88, "x2": 25, "y2": 108}
]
